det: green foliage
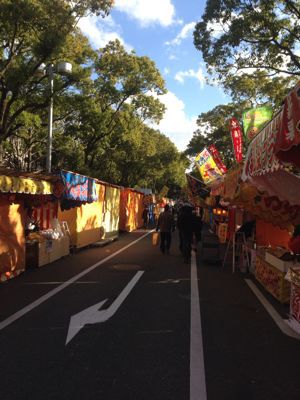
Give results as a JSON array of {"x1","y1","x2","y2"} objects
[
  {"x1": 194, "y1": 0, "x2": 300, "y2": 84},
  {"x1": 0, "y1": 0, "x2": 112, "y2": 142}
]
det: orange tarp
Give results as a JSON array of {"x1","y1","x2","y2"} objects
[
  {"x1": 119, "y1": 188, "x2": 144, "y2": 232},
  {"x1": 58, "y1": 183, "x2": 106, "y2": 248},
  {"x1": 0, "y1": 200, "x2": 25, "y2": 282}
]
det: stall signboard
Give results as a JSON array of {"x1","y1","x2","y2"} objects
[
  {"x1": 255, "y1": 256, "x2": 290, "y2": 303},
  {"x1": 242, "y1": 110, "x2": 283, "y2": 178},
  {"x1": 195, "y1": 148, "x2": 223, "y2": 184},
  {"x1": 242, "y1": 106, "x2": 273, "y2": 141},
  {"x1": 290, "y1": 284, "x2": 300, "y2": 324},
  {"x1": 186, "y1": 174, "x2": 209, "y2": 200},
  {"x1": 229, "y1": 118, "x2": 243, "y2": 163},
  {"x1": 208, "y1": 145, "x2": 227, "y2": 174}
]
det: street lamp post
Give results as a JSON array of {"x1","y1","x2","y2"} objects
[{"x1": 45, "y1": 62, "x2": 72, "y2": 173}]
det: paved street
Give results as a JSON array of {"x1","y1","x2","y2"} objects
[{"x1": 0, "y1": 229, "x2": 299, "y2": 400}]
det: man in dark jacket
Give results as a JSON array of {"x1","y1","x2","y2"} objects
[
  {"x1": 156, "y1": 204, "x2": 174, "y2": 254},
  {"x1": 177, "y1": 204, "x2": 194, "y2": 263}
]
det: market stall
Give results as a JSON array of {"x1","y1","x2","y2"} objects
[
  {"x1": 119, "y1": 188, "x2": 144, "y2": 232},
  {"x1": 0, "y1": 171, "x2": 69, "y2": 280},
  {"x1": 102, "y1": 184, "x2": 121, "y2": 239},
  {"x1": 58, "y1": 171, "x2": 105, "y2": 249}
]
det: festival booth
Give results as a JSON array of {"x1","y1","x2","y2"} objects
[
  {"x1": 119, "y1": 188, "x2": 144, "y2": 232},
  {"x1": 0, "y1": 171, "x2": 69, "y2": 280},
  {"x1": 58, "y1": 171, "x2": 105, "y2": 249},
  {"x1": 239, "y1": 85, "x2": 300, "y2": 305},
  {"x1": 102, "y1": 183, "x2": 121, "y2": 239}
]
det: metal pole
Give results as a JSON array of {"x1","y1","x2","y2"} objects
[{"x1": 46, "y1": 64, "x2": 54, "y2": 173}]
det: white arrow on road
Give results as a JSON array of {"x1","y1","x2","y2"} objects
[{"x1": 66, "y1": 270, "x2": 144, "y2": 345}]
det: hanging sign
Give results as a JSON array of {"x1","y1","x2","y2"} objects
[
  {"x1": 229, "y1": 118, "x2": 243, "y2": 163},
  {"x1": 208, "y1": 145, "x2": 227, "y2": 174},
  {"x1": 195, "y1": 148, "x2": 223, "y2": 184},
  {"x1": 242, "y1": 106, "x2": 273, "y2": 140}
]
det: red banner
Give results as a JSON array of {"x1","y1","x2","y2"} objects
[
  {"x1": 229, "y1": 118, "x2": 243, "y2": 163},
  {"x1": 208, "y1": 145, "x2": 227, "y2": 174}
]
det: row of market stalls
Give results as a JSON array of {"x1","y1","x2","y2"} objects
[
  {"x1": 189, "y1": 81, "x2": 300, "y2": 335},
  {"x1": 0, "y1": 169, "x2": 148, "y2": 283}
]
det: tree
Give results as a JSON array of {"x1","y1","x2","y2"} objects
[
  {"x1": 0, "y1": 0, "x2": 113, "y2": 142},
  {"x1": 194, "y1": 0, "x2": 300, "y2": 86},
  {"x1": 64, "y1": 40, "x2": 166, "y2": 169}
]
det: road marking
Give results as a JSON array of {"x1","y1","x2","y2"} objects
[
  {"x1": 66, "y1": 270, "x2": 144, "y2": 345},
  {"x1": 0, "y1": 231, "x2": 153, "y2": 332},
  {"x1": 245, "y1": 279, "x2": 300, "y2": 340},
  {"x1": 190, "y1": 251, "x2": 207, "y2": 400}
]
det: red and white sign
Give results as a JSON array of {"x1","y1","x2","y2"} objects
[
  {"x1": 208, "y1": 145, "x2": 227, "y2": 174},
  {"x1": 229, "y1": 118, "x2": 243, "y2": 163}
]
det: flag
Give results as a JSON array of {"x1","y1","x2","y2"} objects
[
  {"x1": 229, "y1": 118, "x2": 243, "y2": 163},
  {"x1": 242, "y1": 106, "x2": 273, "y2": 140},
  {"x1": 186, "y1": 174, "x2": 209, "y2": 206},
  {"x1": 208, "y1": 144, "x2": 227, "y2": 174},
  {"x1": 195, "y1": 148, "x2": 223, "y2": 184}
]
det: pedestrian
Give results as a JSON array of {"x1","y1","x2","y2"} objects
[
  {"x1": 156, "y1": 204, "x2": 175, "y2": 254},
  {"x1": 192, "y1": 208, "x2": 203, "y2": 252},
  {"x1": 142, "y1": 207, "x2": 149, "y2": 228},
  {"x1": 177, "y1": 203, "x2": 194, "y2": 263}
]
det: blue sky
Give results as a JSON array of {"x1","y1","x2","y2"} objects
[{"x1": 78, "y1": 0, "x2": 230, "y2": 151}]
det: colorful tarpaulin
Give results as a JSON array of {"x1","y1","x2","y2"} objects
[
  {"x1": 229, "y1": 118, "x2": 243, "y2": 163},
  {"x1": 0, "y1": 175, "x2": 53, "y2": 195},
  {"x1": 195, "y1": 148, "x2": 223, "y2": 184},
  {"x1": 60, "y1": 171, "x2": 98, "y2": 208},
  {"x1": 208, "y1": 145, "x2": 227, "y2": 174},
  {"x1": 242, "y1": 106, "x2": 273, "y2": 140}
]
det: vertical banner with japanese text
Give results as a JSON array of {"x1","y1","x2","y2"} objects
[
  {"x1": 229, "y1": 118, "x2": 243, "y2": 163},
  {"x1": 208, "y1": 144, "x2": 227, "y2": 174}
]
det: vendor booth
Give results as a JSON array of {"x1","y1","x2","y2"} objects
[
  {"x1": 58, "y1": 171, "x2": 105, "y2": 249},
  {"x1": 119, "y1": 188, "x2": 144, "y2": 232},
  {"x1": 0, "y1": 171, "x2": 70, "y2": 280},
  {"x1": 102, "y1": 184, "x2": 121, "y2": 239}
]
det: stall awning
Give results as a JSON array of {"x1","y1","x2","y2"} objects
[
  {"x1": 241, "y1": 108, "x2": 300, "y2": 206},
  {"x1": 0, "y1": 175, "x2": 53, "y2": 195},
  {"x1": 275, "y1": 81, "x2": 300, "y2": 168}
]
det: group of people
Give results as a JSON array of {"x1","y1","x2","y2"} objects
[{"x1": 155, "y1": 202, "x2": 203, "y2": 263}]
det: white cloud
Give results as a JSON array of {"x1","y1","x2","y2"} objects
[
  {"x1": 164, "y1": 67, "x2": 170, "y2": 75},
  {"x1": 150, "y1": 91, "x2": 198, "y2": 151},
  {"x1": 175, "y1": 66, "x2": 206, "y2": 87},
  {"x1": 78, "y1": 15, "x2": 132, "y2": 51},
  {"x1": 165, "y1": 22, "x2": 196, "y2": 45},
  {"x1": 114, "y1": 0, "x2": 176, "y2": 27},
  {"x1": 169, "y1": 54, "x2": 177, "y2": 60}
]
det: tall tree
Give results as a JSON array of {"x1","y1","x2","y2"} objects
[
  {"x1": 0, "y1": 0, "x2": 113, "y2": 142},
  {"x1": 64, "y1": 40, "x2": 166, "y2": 169},
  {"x1": 194, "y1": 0, "x2": 300, "y2": 84}
]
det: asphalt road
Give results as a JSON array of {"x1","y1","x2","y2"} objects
[{"x1": 0, "y1": 229, "x2": 299, "y2": 400}]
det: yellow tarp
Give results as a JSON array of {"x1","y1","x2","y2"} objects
[
  {"x1": 0, "y1": 175, "x2": 53, "y2": 195},
  {"x1": 103, "y1": 186, "x2": 121, "y2": 238}
]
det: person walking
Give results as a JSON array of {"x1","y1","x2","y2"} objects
[
  {"x1": 142, "y1": 207, "x2": 149, "y2": 228},
  {"x1": 156, "y1": 204, "x2": 174, "y2": 254},
  {"x1": 177, "y1": 203, "x2": 194, "y2": 263}
]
